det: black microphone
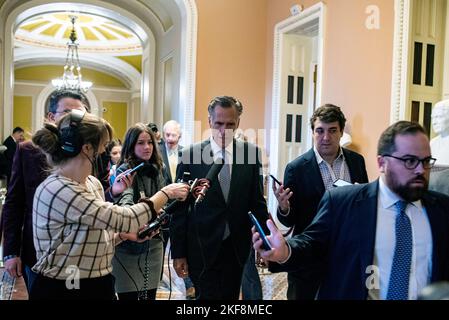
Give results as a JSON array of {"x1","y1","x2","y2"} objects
[
  {"x1": 138, "y1": 175, "x2": 200, "y2": 239},
  {"x1": 137, "y1": 200, "x2": 183, "y2": 239},
  {"x1": 195, "y1": 160, "x2": 224, "y2": 205}
]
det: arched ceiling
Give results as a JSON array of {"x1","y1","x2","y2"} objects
[{"x1": 15, "y1": 12, "x2": 142, "y2": 55}]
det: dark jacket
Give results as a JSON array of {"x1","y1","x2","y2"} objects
[
  {"x1": 1, "y1": 141, "x2": 49, "y2": 266},
  {"x1": 170, "y1": 139, "x2": 269, "y2": 270},
  {"x1": 275, "y1": 181, "x2": 449, "y2": 299},
  {"x1": 275, "y1": 147, "x2": 368, "y2": 299}
]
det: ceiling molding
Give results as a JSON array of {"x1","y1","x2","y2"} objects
[{"x1": 14, "y1": 47, "x2": 141, "y2": 90}]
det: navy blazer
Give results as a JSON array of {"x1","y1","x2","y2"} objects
[
  {"x1": 277, "y1": 147, "x2": 368, "y2": 234},
  {"x1": 170, "y1": 139, "x2": 269, "y2": 271},
  {"x1": 279, "y1": 181, "x2": 449, "y2": 300}
]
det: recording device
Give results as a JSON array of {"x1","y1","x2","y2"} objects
[
  {"x1": 269, "y1": 174, "x2": 282, "y2": 186},
  {"x1": 138, "y1": 172, "x2": 199, "y2": 239},
  {"x1": 332, "y1": 179, "x2": 352, "y2": 187},
  {"x1": 60, "y1": 109, "x2": 86, "y2": 157},
  {"x1": 248, "y1": 212, "x2": 272, "y2": 251},
  {"x1": 116, "y1": 162, "x2": 144, "y2": 182},
  {"x1": 195, "y1": 160, "x2": 225, "y2": 205}
]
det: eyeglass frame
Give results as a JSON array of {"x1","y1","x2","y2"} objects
[{"x1": 381, "y1": 154, "x2": 436, "y2": 169}]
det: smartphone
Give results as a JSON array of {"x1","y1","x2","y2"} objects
[
  {"x1": 116, "y1": 162, "x2": 144, "y2": 182},
  {"x1": 248, "y1": 212, "x2": 272, "y2": 251},
  {"x1": 269, "y1": 174, "x2": 282, "y2": 186},
  {"x1": 333, "y1": 179, "x2": 352, "y2": 187}
]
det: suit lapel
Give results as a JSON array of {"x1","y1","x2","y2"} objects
[
  {"x1": 304, "y1": 149, "x2": 325, "y2": 196},
  {"x1": 201, "y1": 140, "x2": 227, "y2": 205},
  {"x1": 421, "y1": 193, "x2": 443, "y2": 282},
  {"x1": 357, "y1": 181, "x2": 379, "y2": 289},
  {"x1": 227, "y1": 139, "x2": 242, "y2": 205}
]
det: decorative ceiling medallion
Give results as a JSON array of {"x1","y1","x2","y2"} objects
[{"x1": 15, "y1": 12, "x2": 142, "y2": 55}]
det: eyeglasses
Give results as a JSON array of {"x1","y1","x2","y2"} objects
[{"x1": 382, "y1": 154, "x2": 436, "y2": 169}]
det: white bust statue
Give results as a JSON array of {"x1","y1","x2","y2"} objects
[{"x1": 430, "y1": 100, "x2": 449, "y2": 166}]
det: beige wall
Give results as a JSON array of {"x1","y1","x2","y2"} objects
[
  {"x1": 195, "y1": 0, "x2": 268, "y2": 141},
  {"x1": 264, "y1": 0, "x2": 394, "y2": 179},
  {"x1": 190, "y1": 0, "x2": 395, "y2": 179}
]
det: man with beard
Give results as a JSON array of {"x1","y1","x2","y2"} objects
[{"x1": 256, "y1": 121, "x2": 449, "y2": 300}]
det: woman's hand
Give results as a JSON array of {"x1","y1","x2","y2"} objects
[
  {"x1": 118, "y1": 227, "x2": 159, "y2": 243},
  {"x1": 161, "y1": 183, "x2": 190, "y2": 201},
  {"x1": 111, "y1": 169, "x2": 136, "y2": 197}
]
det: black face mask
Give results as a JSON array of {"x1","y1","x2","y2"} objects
[{"x1": 94, "y1": 151, "x2": 110, "y2": 179}]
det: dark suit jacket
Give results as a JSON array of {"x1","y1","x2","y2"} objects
[
  {"x1": 1, "y1": 141, "x2": 49, "y2": 266},
  {"x1": 2, "y1": 135, "x2": 17, "y2": 182},
  {"x1": 170, "y1": 139, "x2": 269, "y2": 272},
  {"x1": 159, "y1": 140, "x2": 183, "y2": 184},
  {"x1": 275, "y1": 147, "x2": 368, "y2": 299},
  {"x1": 276, "y1": 181, "x2": 449, "y2": 300},
  {"x1": 277, "y1": 147, "x2": 368, "y2": 233}
]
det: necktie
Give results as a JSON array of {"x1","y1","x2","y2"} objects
[
  {"x1": 168, "y1": 150, "x2": 178, "y2": 182},
  {"x1": 386, "y1": 200, "x2": 412, "y2": 300},
  {"x1": 219, "y1": 149, "x2": 231, "y2": 239},
  {"x1": 219, "y1": 150, "x2": 231, "y2": 202}
]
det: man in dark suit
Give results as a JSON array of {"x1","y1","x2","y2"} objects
[
  {"x1": 1, "y1": 89, "x2": 89, "y2": 293},
  {"x1": 256, "y1": 121, "x2": 449, "y2": 300},
  {"x1": 2, "y1": 127, "x2": 25, "y2": 186},
  {"x1": 274, "y1": 104, "x2": 368, "y2": 299},
  {"x1": 160, "y1": 120, "x2": 183, "y2": 184},
  {"x1": 170, "y1": 96, "x2": 269, "y2": 299}
]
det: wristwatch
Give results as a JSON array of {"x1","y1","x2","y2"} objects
[{"x1": 3, "y1": 254, "x2": 18, "y2": 262}]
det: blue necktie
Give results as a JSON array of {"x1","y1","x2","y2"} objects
[{"x1": 386, "y1": 200, "x2": 412, "y2": 300}]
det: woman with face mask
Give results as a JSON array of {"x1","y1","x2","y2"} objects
[
  {"x1": 111, "y1": 123, "x2": 171, "y2": 300},
  {"x1": 30, "y1": 112, "x2": 189, "y2": 300}
]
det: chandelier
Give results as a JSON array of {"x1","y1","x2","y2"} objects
[{"x1": 52, "y1": 15, "x2": 92, "y2": 92}]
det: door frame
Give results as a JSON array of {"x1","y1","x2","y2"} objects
[
  {"x1": 390, "y1": 0, "x2": 449, "y2": 123},
  {"x1": 268, "y1": 2, "x2": 326, "y2": 214}
]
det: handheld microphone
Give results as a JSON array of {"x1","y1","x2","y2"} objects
[
  {"x1": 138, "y1": 176, "x2": 199, "y2": 239},
  {"x1": 195, "y1": 160, "x2": 224, "y2": 205}
]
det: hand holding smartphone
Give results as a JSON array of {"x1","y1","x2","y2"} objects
[
  {"x1": 248, "y1": 212, "x2": 272, "y2": 251},
  {"x1": 269, "y1": 174, "x2": 281, "y2": 186},
  {"x1": 117, "y1": 162, "x2": 144, "y2": 182}
]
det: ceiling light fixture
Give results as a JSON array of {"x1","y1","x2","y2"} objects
[{"x1": 51, "y1": 15, "x2": 92, "y2": 92}]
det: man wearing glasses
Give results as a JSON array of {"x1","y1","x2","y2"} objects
[{"x1": 255, "y1": 121, "x2": 449, "y2": 300}]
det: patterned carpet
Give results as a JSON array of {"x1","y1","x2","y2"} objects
[
  {"x1": 158, "y1": 246, "x2": 288, "y2": 300},
  {"x1": 0, "y1": 247, "x2": 288, "y2": 300}
]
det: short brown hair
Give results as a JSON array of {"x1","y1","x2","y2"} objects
[
  {"x1": 310, "y1": 104, "x2": 346, "y2": 131},
  {"x1": 377, "y1": 121, "x2": 427, "y2": 156}
]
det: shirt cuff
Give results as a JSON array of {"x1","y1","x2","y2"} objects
[
  {"x1": 278, "y1": 206, "x2": 290, "y2": 216},
  {"x1": 3, "y1": 254, "x2": 18, "y2": 262},
  {"x1": 277, "y1": 242, "x2": 291, "y2": 264}
]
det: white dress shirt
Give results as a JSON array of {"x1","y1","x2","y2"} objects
[
  {"x1": 209, "y1": 137, "x2": 233, "y2": 175},
  {"x1": 368, "y1": 177, "x2": 433, "y2": 300}
]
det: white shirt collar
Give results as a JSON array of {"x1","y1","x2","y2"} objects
[
  {"x1": 209, "y1": 136, "x2": 233, "y2": 159},
  {"x1": 378, "y1": 176, "x2": 423, "y2": 211},
  {"x1": 313, "y1": 145, "x2": 344, "y2": 165},
  {"x1": 166, "y1": 144, "x2": 178, "y2": 155}
]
